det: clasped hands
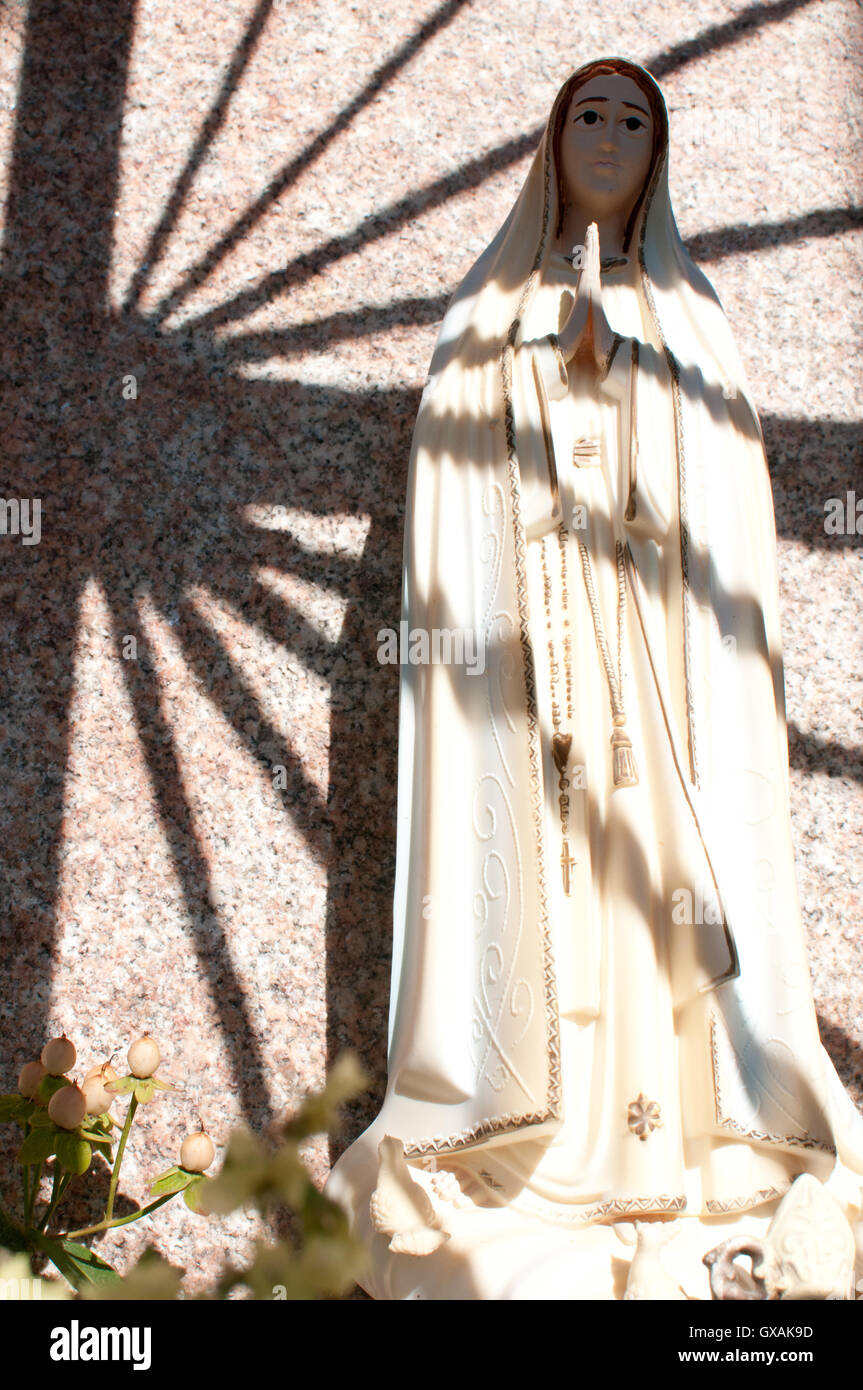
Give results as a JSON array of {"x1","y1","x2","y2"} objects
[{"x1": 555, "y1": 222, "x2": 617, "y2": 375}]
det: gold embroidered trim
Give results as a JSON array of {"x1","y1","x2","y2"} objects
[
  {"x1": 500, "y1": 124, "x2": 562, "y2": 1125},
  {"x1": 624, "y1": 339, "x2": 639, "y2": 522},
  {"x1": 705, "y1": 1184, "x2": 789, "y2": 1215},
  {"x1": 589, "y1": 1189, "x2": 683, "y2": 1223},
  {"x1": 403, "y1": 1106, "x2": 559, "y2": 1158},
  {"x1": 567, "y1": 1193, "x2": 687, "y2": 1225},
  {"x1": 636, "y1": 153, "x2": 699, "y2": 788},
  {"x1": 404, "y1": 122, "x2": 567, "y2": 1161},
  {"x1": 709, "y1": 1012, "x2": 836, "y2": 1155}
]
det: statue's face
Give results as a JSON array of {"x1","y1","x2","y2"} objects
[{"x1": 558, "y1": 74, "x2": 655, "y2": 222}]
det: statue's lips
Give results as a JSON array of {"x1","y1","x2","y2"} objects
[{"x1": 592, "y1": 159, "x2": 621, "y2": 169}]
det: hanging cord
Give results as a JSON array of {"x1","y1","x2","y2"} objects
[{"x1": 576, "y1": 537, "x2": 638, "y2": 788}]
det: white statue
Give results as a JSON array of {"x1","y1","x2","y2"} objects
[{"x1": 325, "y1": 56, "x2": 863, "y2": 1300}]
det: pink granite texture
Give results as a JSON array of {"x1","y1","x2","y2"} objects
[{"x1": 0, "y1": 0, "x2": 859, "y2": 1295}]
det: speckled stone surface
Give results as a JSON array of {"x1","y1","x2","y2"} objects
[{"x1": 0, "y1": 0, "x2": 859, "y2": 1296}]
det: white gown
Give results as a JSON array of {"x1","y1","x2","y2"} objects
[{"x1": 433, "y1": 252, "x2": 839, "y2": 1225}]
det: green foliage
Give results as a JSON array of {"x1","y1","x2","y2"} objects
[
  {"x1": 1, "y1": 1047, "x2": 368, "y2": 1301},
  {"x1": 107, "y1": 1074, "x2": 174, "y2": 1104},
  {"x1": 35, "y1": 1075, "x2": 71, "y2": 1104},
  {"x1": 81, "y1": 1247, "x2": 181, "y2": 1302},
  {"x1": 31, "y1": 1234, "x2": 121, "y2": 1289},
  {"x1": 0, "y1": 1095, "x2": 33, "y2": 1123}
]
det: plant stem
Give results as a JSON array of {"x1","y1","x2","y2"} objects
[
  {"x1": 45, "y1": 1170, "x2": 74, "y2": 1231},
  {"x1": 61, "y1": 1192, "x2": 176, "y2": 1240},
  {"x1": 37, "y1": 1165, "x2": 63, "y2": 1232},
  {"x1": 25, "y1": 1161, "x2": 42, "y2": 1229},
  {"x1": 105, "y1": 1094, "x2": 137, "y2": 1223}
]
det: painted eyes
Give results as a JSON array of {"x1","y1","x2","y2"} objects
[{"x1": 574, "y1": 109, "x2": 648, "y2": 133}]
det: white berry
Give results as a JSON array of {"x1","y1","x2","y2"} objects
[
  {"x1": 127, "y1": 1035, "x2": 160, "y2": 1079},
  {"x1": 48, "y1": 1084, "x2": 87, "y2": 1130},
  {"x1": 180, "y1": 1131, "x2": 215, "y2": 1172},
  {"x1": 41, "y1": 1036, "x2": 76, "y2": 1076},
  {"x1": 18, "y1": 1060, "x2": 47, "y2": 1098},
  {"x1": 82, "y1": 1064, "x2": 118, "y2": 1114}
]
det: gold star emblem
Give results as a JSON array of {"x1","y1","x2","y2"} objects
[{"x1": 627, "y1": 1093, "x2": 662, "y2": 1141}]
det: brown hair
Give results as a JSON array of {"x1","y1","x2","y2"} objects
[{"x1": 551, "y1": 59, "x2": 667, "y2": 252}]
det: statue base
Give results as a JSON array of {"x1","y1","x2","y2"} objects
[{"x1": 327, "y1": 1141, "x2": 863, "y2": 1301}]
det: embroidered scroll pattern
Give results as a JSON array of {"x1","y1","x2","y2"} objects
[
  {"x1": 481, "y1": 483, "x2": 517, "y2": 787},
  {"x1": 470, "y1": 773, "x2": 535, "y2": 1100},
  {"x1": 636, "y1": 148, "x2": 700, "y2": 790},
  {"x1": 709, "y1": 1011, "x2": 836, "y2": 1155}
]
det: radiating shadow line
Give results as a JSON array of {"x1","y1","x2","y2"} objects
[
  {"x1": 223, "y1": 292, "x2": 451, "y2": 359},
  {"x1": 174, "y1": 130, "x2": 539, "y2": 333},
  {"x1": 173, "y1": 593, "x2": 332, "y2": 866},
  {"x1": 110, "y1": 599, "x2": 275, "y2": 1128},
  {"x1": 761, "y1": 414, "x2": 863, "y2": 551},
  {"x1": 124, "y1": 0, "x2": 275, "y2": 311},
  {"x1": 649, "y1": 0, "x2": 819, "y2": 79},
  {"x1": 788, "y1": 723, "x2": 863, "y2": 784},
  {"x1": 219, "y1": 186, "x2": 860, "y2": 352},
  {"x1": 149, "y1": 0, "x2": 472, "y2": 325},
  {"x1": 686, "y1": 205, "x2": 863, "y2": 265},
  {"x1": 233, "y1": 572, "x2": 343, "y2": 682},
  {"x1": 238, "y1": 523, "x2": 362, "y2": 592},
  {"x1": 168, "y1": 0, "x2": 825, "y2": 336}
]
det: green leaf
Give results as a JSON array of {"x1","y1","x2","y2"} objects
[
  {"x1": 18, "y1": 1126, "x2": 59, "y2": 1164},
  {"x1": 36, "y1": 1235, "x2": 120, "y2": 1290},
  {"x1": 150, "y1": 1166, "x2": 192, "y2": 1197},
  {"x1": 36, "y1": 1075, "x2": 71, "y2": 1104},
  {"x1": 81, "y1": 1246, "x2": 181, "y2": 1301},
  {"x1": 84, "y1": 1114, "x2": 114, "y2": 1136},
  {"x1": 105, "y1": 1075, "x2": 136, "y2": 1096},
  {"x1": 55, "y1": 1132, "x2": 92, "y2": 1175},
  {"x1": 133, "y1": 1079, "x2": 155, "y2": 1104},
  {"x1": 28, "y1": 1108, "x2": 55, "y2": 1128},
  {"x1": 150, "y1": 1078, "x2": 176, "y2": 1092},
  {"x1": 182, "y1": 1176, "x2": 210, "y2": 1214},
  {"x1": 0, "y1": 1094, "x2": 29, "y2": 1122}
]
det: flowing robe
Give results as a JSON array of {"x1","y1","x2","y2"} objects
[{"x1": 442, "y1": 255, "x2": 841, "y2": 1220}]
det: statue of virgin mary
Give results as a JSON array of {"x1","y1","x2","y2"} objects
[{"x1": 325, "y1": 57, "x2": 863, "y2": 1300}]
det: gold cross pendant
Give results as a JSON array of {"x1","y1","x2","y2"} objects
[{"x1": 560, "y1": 839, "x2": 576, "y2": 896}]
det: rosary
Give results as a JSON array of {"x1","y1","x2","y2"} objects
[
  {"x1": 540, "y1": 434, "x2": 640, "y2": 896},
  {"x1": 540, "y1": 526, "x2": 576, "y2": 895}
]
